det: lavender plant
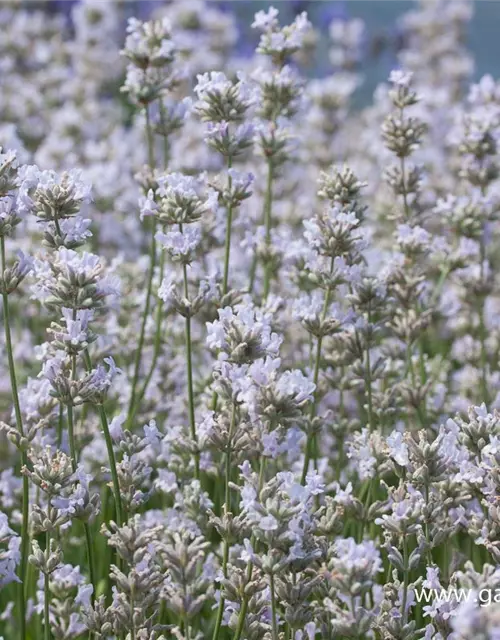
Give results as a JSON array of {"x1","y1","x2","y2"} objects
[{"x1": 1, "y1": 1, "x2": 500, "y2": 639}]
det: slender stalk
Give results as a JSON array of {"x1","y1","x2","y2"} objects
[
  {"x1": 366, "y1": 306, "x2": 374, "y2": 432},
  {"x1": 130, "y1": 584, "x2": 136, "y2": 640},
  {"x1": 179, "y1": 238, "x2": 200, "y2": 479},
  {"x1": 358, "y1": 479, "x2": 373, "y2": 543},
  {"x1": 183, "y1": 615, "x2": 191, "y2": 640},
  {"x1": 269, "y1": 573, "x2": 279, "y2": 640},
  {"x1": 233, "y1": 458, "x2": 266, "y2": 640},
  {"x1": 185, "y1": 311, "x2": 199, "y2": 479},
  {"x1": 182, "y1": 574, "x2": 192, "y2": 640},
  {"x1": 1, "y1": 236, "x2": 28, "y2": 639},
  {"x1": 67, "y1": 400, "x2": 96, "y2": 607},
  {"x1": 209, "y1": 156, "x2": 234, "y2": 415},
  {"x1": 57, "y1": 403, "x2": 64, "y2": 448},
  {"x1": 400, "y1": 155, "x2": 410, "y2": 221},
  {"x1": 478, "y1": 232, "x2": 489, "y2": 405},
  {"x1": 44, "y1": 532, "x2": 51, "y2": 640},
  {"x1": 233, "y1": 597, "x2": 249, "y2": 640},
  {"x1": 401, "y1": 535, "x2": 409, "y2": 624},
  {"x1": 400, "y1": 153, "x2": 429, "y2": 424},
  {"x1": 97, "y1": 402, "x2": 123, "y2": 527},
  {"x1": 127, "y1": 105, "x2": 157, "y2": 426},
  {"x1": 301, "y1": 256, "x2": 334, "y2": 485},
  {"x1": 247, "y1": 255, "x2": 257, "y2": 294},
  {"x1": 131, "y1": 99, "x2": 172, "y2": 417},
  {"x1": 130, "y1": 242, "x2": 167, "y2": 423},
  {"x1": 222, "y1": 155, "x2": 233, "y2": 296},
  {"x1": 211, "y1": 406, "x2": 236, "y2": 640},
  {"x1": 262, "y1": 158, "x2": 274, "y2": 300},
  {"x1": 83, "y1": 351, "x2": 123, "y2": 527},
  {"x1": 158, "y1": 100, "x2": 171, "y2": 170},
  {"x1": 63, "y1": 308, "x2": 97, "y2": 608},
  {"x1": 211, "y1": 538, "x2": 229, "y2": 640},
  {"x1": 67, "y1": 402, "x2": 78, "y2": 467}
]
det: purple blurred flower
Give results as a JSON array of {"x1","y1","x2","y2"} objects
[{"x1": 318, "y1": 0, "x2": 349, "y2": 28}]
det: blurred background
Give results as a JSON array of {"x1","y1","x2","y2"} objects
[{"x1": 41, "y1": 0, "x2": 500, "y2": 103}]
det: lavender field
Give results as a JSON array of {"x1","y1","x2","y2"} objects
[{"x1": 1, "y1": 1, "x2": 500, "y2": 639}]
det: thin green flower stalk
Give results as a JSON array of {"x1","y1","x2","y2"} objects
[
  {"x1": 44, "y1": 531, "x2": 51, "y2": 640},
  {"x1": 122, "y1": 16, "x2": 179, "y2": 426},
  {"x1": 400, "y1": 154, "x2": 427, "y2": 426},
  {"x1": 210, "y1": 161, "x2": 254, "y2": 414},
  {"x1": 365, "y1": 306, "x2": 374, "y2": 432},
  {"x1": 131, "y1": 100, "x2": 175, "y2": 416},
  {"x1": 66, "y1": 395, "x2": 96, "y2": 605},
  {"x1": 148, "y1": 170, "x2": 218, "y2": 483},
  {"x1": 252, "y1": 9, "x2": 311, "y2": 301},
  {"x1": 233, "y1": 458, "x2": 267, "y2": 640},
  {"x1": 298, "y1": 164, "x2": 368, "y2": 487},
  {"x1": 39, "y1": 207, "x2": 101, "y2": 609},
  {"x1": 269, "y1": 572, "x2": 279, "y2": 640},
  {"x1": 99, "y1": 410, "x2": 124, "y2": 530},
  {"x1": 127, "y1": 106, "x2": 157, "y2": 427},
  {"x1": 222, "y1": 156, "x2": 234, "y2": 296},
  {"x1": 130, "y1": 244, "x2": 166, "y2": 424},
  {"x1": 193, "y1": 70, "x2": 254, "y2": 415},
  {"x1": 401, "y1": 536, "x2": 410, "y2": 624},
  {"x1": 83, "y1": 350, "x2": 124, "y2": 528},
  {"x1": 382, "y1": 71, "x2": 430, "y2": 429},
  {"x1": 233, "y1": 591, "x2": 250, "y2": 640},
  {"x1": 478, "y1": 233, "x2": 489, "y2": 405},
  {"x1": 301, "y1": 256, "x2": 334, "y2": 485},
  {"x1": 211, "y1": 405, "x2": 236, "y2": 640},
  {"x1": 180, "y1": 243, "x2": 200, "y2": 481},
  {"x1": 1, "y1": 236, "x2": 29, "y2": 640},
  {"x1": 262, "y1": 158, "x2": 274, "y2": 301},
  {"x1": 193, "y1": 70, "x2": 253, "y2": 295}
]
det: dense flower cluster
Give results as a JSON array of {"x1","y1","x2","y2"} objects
[{"x1": 0, "y1": 1, "x2": 499, "y2": 639}]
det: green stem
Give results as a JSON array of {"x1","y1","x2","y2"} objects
[
  {"x1": 98, "y1": 402, "x2": 123, "y2": 527},
  {"x1": 366, "y1": 306, "x2": 374, "y2": 432},
  {"x1": 67, "y1": 402, "x2": 77, "y2": 467},
  {"x1": 129, "y1": 100, "x2": 171, "y2": 422},
  {"x1": 211, "y1": 406, "x2": 236, "y2": 640},
  {"x1": 478, "y1": 233, "x2": 489, "y2": 405},
  {"x1": 67, "y1": 398, "x2": 96, "y2": 607},
  {"x1": 1, "y1": 236, "x2": 28, "y2": 640},
  {"x1": 233, "y1": 597, "x2": 249, "y2": 640},
  {"x1": 44, "y1": 532, "x2": 51, "y2": 640},
  {"x1": 358, "y1": 479, "x2": 373, "y2": 542},
  {"x1": 130, "y1": 244, "x2": 166, "y2": 423},
  {"x1": 130, "y1": 100, "x2": 171, "y2": 422},
  {"x1": 400, "y1": 155, "x2": 410, "y2": 221},
  {"x1": 222, "y1": 156, "x2": 233, "y2": 296},
  {"x1": 130, "y1": 583, "x2": 136, "y2": 640},
  {"x1": 211, "y1": 538, "x2": 229, "y2": 640},
  {"x1": 210, "y1": 154, "x2": 234, "y2": 413},
  {"x1": 233, "y1": 458, "x2": 266, "y2": 640},
  {"x1": 158, "y1": 100, "x2": 171, "y2": 169},
  {"x1": 57, "y1": 403, "x2": 64, "y2": 448},
  {"x1": 407, "y1": 344, "x2": 426, "y2": 427},
  {"x1": 180, "y1": 248, "x2": 199, "y2": 479},
  {"x1": 262, "y1": 158, "x2": 274, "y2": 300},
  {"x1": 127, "y1": 105, "x2": 157, "y2": 427},
  {"x1": 83, "y1": 351, "x2": 123, "y2": 527},
  {"x1": 301, "y1": 257, "x2": 334, "y2": 485},
  {"x1": 270, "y1": 573, "x2": 279, "y2": 640},
  {"x1": 247, "y1": 255, "x2": 257, "y2": 294},
  {"x1": 430, "y1": 266, "x2": 450, "y2": 307},
  {"x1": 401, "y1": 535, "x2": 409, "y2": 624}
]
